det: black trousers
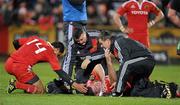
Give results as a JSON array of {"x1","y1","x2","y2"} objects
[
  {"x1": 62, "y1": 22, "x2": 86, "y2": 77},
  {"x1": 115, "y1": 56, "x2": 156, "y2": 94}
]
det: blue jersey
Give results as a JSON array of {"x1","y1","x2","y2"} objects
[{"x1": 62, "y1": 0, "x2": 87, "y2": 22}]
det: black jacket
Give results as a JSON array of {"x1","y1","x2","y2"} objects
[
  {"x1": 110, "y1": 36, "x2": 153, "y2": 63},
  {"x1": 73, "y1": 33, "x2": 105, "y2": 67}
]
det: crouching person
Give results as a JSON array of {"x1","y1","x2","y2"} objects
[
  {"x1": 99, "y1": 31, "x2": 180, "y2": 98},
  {"x1": 4, "y1": 36, "x2": 87, "y2": 94}
]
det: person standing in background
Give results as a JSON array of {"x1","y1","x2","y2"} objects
[
  {"x1": 113, "y1": 0, "x2": 164, "y2": 48},
  {"x1": 167, "y1": 0, "x2": 180, "y2": 27},
  {"x1": 166, "y1": 0, "x2": 180, "y2": 55},
  {"x1": 61, "y1": 0, "x2": 87, "y2": 77}
]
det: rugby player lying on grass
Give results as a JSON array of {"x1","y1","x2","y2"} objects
[
  {"x1": 80, "y1": 54, "x2": 132, "y2": 96},
  {"x1": 4, "y1": 36, "x2": 87, "y2": 94},
  {"x1": 46, "y1": 57, "x2": 115, "y2": 96},
  {"x1": 81, "y1": 60, "x2": 114, "y2": 96}
]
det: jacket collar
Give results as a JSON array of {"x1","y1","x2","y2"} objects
[{"x1": 75, "y1": 33, "x2": 92, "y2": 49}]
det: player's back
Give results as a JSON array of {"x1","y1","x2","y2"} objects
[
  {"x1": 115, "y1": 36, "x2": 153, "y2": 60},
  {"x1": 11, "y1": 36, "x2": 53, "y2": 66}
]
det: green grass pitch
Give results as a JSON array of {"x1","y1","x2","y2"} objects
[{"x1": 0, "y1": 62, "x2": 180, "y2": 105}]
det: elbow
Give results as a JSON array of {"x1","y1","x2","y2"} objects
[
  {"x1": 159, "y1": 11, "x2": 164, "y2": 20},
  {"x1": 113, "y1": 13, "x2": 119, "y2": 21},
  {"x1": 161, "y1": 12, "x2": 165, "y2": 19},
  {"x1": 167, "y1": 9, "x2": 175, "y2": 19},
  {"x1": 167, "y1": 13, "x2": 175, "y2": 22},
  {"x1": 113, "y1": 13, "x2": 121, "y2": 25},
  {"x1": 167, "y1": 12, "x2": 172, "y2": 18}
]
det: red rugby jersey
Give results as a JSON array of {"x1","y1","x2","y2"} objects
[
  {"x1": 11, "y1": 36, "x2": 61, "y2": 70},
  {"x1": 117, "y1": 0, "x2": 160, "y2": 36}
]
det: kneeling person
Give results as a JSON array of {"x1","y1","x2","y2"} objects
[{"x1": 5, "y1": 36, "x2": 87, "y2": 94}]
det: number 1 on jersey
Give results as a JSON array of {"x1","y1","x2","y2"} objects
[{"x1": 27, "y1": 39, "x2": 47, "y2": 54}]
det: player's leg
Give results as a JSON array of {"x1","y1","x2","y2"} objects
[
  {"x1": 5, "y1": 59, "x2": 44, "y2": 94},
  {"x1": 127, "y1": 57, "x2": 156, "y2": 97},
  {"x1": 62, "y1": 22, "x2": 75, "y2": 77},
  {"x1": 7, "y1": 71, "x2": 44, "y2": 94},
  {"x1": 143, "y1": 57, "x2": 155, "y2": 79},
  {"x1": 114, "y1": 62, "x2": 131, "y2": 96},
  {"x1": 127, "y1": 56, "x2": 155, "y2": 85},
  {"x1": 115, "y1": 57, "x2": 150, "y2": 96}
]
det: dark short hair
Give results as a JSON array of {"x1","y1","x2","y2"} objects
[
  {"x1": 99, "y1": 30, "x2": 112, "y2": 41},
  {"x1": 84, "y1": 87, "x2": 95, "y2": 96},
  {"x1": 51, "y1": 41, "x2": 65, "y2": 53},
  {"x1": 72, "y1": 26, "x2": 85, "y2": 41}
]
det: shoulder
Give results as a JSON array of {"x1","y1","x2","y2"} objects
[
  {"x1": 87, "y1": 30, "x2": 101, "y2": 37},
  {"x1": 114, "y1": 35, "x2": 129, "y2": 45},
  {"x1": 26, "y1": 36, "x2": 41, "y2": 42},
  {"x1": 144, "y1": 0, "x2": 157, "y2": 7},
  {"x1": 115, "y1": 35, "x2": 125, "y2": 40},
  {"x1": 45, "y1": 46, "x2": 56, "y2": 57},
  {"x1": 122, "y1": 0, "x2": 135, "y2": 8},
  {"x1": 40, "y1": 42, "x2": 54, "y2": 54}
]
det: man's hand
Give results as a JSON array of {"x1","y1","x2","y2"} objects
[
  {"x1": 124, "y1": 27, "x2": 133, "y2": 34},
  {"x1": 119, "y1": 26, "x2": 133, "y2": 34},
  {"x1": 101, "y1": 82, "x2": 107, "y2": 93},
  {"x1": 110, "y1": 82, "x2": 116, "y2": 92},
  {"x1": 72, "y1": 82, "x2": 88, "y2": 93},
  {"x1": 81, "y1": 58, "x2": 91, "y2": 69},
  {"x1": 104, "y1": 48, "x2": 111, "y2": 61},
  {"x1": 104, "y1": 48, "x2": 113, "y2": 64},
  {"x1": 148, "y1": 20, "x2": 155, "y2": 28}
]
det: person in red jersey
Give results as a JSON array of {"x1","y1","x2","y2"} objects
[
  {"x1": 4, "y1": 36, "x2": 87, "y2": 94},
  {"x1": 113, "y1": 0, "x2": 164, "y2": 48},
  {"x1": 81, "y1": 61, "x2": 114, "y2": 96},
  {"x1": 86, "y1": 74, "x2": 113, "y2": 96},
  {"x1": 167, "y1": 0, "x2": 180, "y2": 27}
]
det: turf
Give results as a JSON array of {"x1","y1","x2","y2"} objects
[{"x1": 0, "y1": 62, "x2": 180, "y2": 105}]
